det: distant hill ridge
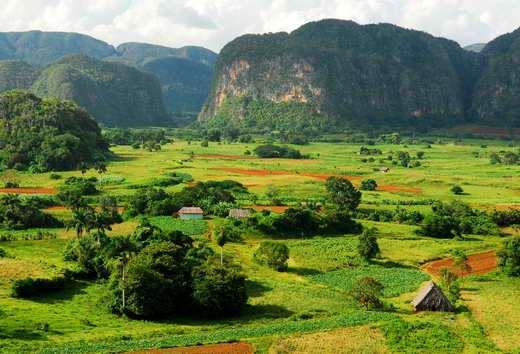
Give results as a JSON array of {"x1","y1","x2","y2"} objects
[
  {"x1": 200, "y1": 19, "x2": 520, "y2": 129},
  {"x1": 0, "y1": 30, "x2": 218, "y2": 125}
]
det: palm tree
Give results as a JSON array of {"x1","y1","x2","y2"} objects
[{"x1": 66, "y1": 206, "x2": 95, "y2": 237}]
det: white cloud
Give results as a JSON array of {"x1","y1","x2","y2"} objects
[{"x1": 0, "y1": 0, "x2": 518, "y2": 51}]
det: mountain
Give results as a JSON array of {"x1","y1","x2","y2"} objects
[
  {"x1": 0, "y1": 60, "x2": 40, "y2": 91},
  {"x1": 31, "y1": 55, "x2": 169, "y2": 127},
  {"x1": 142, "y1": 56, "x2": 213, "y2": 113},
  {"x1": 108, "y1": 42, "x2": 217, "y2": 67},
  {"x1": 0, "y1": 31, "x2": 217, "y2": 117},
  {"x1": 0, "y1": 31, "x2": 117, "y2": 66},
  {"x1": 107, "y1": 42, "x2": 217, "y2": 114},
  {"x1": 472, "y1": 29, "x2": 520, "y2": 127},
  {"x1": 200, "y1": 19, "x2": 480, "y2": 130},
  {"x1": 464, "y1": 43, "x2": 487, "y2": 53}
]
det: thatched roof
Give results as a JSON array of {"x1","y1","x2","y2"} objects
[
  {"x1": 178, "y1": 207, "x2": 203, "y2": 215},
  {"x1": 228, "y1": 208, "x2": 251, "y2": 219},
  {"x1": 412, "y1": 281, "x2": 454, "y2": 312}
]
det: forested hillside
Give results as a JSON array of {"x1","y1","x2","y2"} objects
[
  {"x1": 0, "y1": 90, "x2": 109, "y2": 171},
  {"x1": 0, "y1": 31, "x2": 217, "y2": 122},
  {"x1": 472, "y1": 28, "x2": 520, "y2": 127},
  {"x1": 31, "y1": 55, "x2": 169, "y2": 127},
  {"x1": 201, "y1": 19, "x2": 519, "y2": 130}
]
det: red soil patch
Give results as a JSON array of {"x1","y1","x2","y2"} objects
[
  {"x1": 127, "y1": 342, "x2": 254, "y2": 354},
  {"x1": 0, "y1": 187, "x2": 56, "y2": 195},
  {"x1": 250, "y1": 205, "x2": 289, "y2": 213},
  {"x1": 377, "y1": 184, "x2": 422, "y2": 194},
  {"x1": 423, "y1": 250, "x2": 497, "y2": 277},
  {"x1": 195, "y1": 154, "x2": 257, "y2": 160}
]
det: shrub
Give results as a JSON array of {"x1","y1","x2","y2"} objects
[
  {"x1": 254, "y1": 144, "x2": 305, "y2": 159},
  {"x1": 49, "y1": 173, "x2": 62, "y2": 180},
  {"x1": 192, "y1": 262, "x2": 248, "y2": 317},
  {"x1": 360, "y1": 179, "x2": 378, "y2": 191},
  {"x1": 253, "y1": 241, "x2": 290, "y2": 271},
  {"x1": 451, "y1": 185, "x2": 464, "y2": 195},
  {"x1": 0, "y1": 195, "x2": 62, "y2": 230},
  {"x1": 4, "y1": 181, "x2": 19, "y2": 188},
  {"x1": 491, "y1": 209, "x2": 520, "y2": 227},
  {"x1": 419, "y1": 214, "x2": 461, "y2": 239},
  {"x1": 11, "y1": 271, "x2": 72, "y2": 298},
  {"x1": 349, "y1": 277, "x2": 384, "y2": 309},
  {"x1": 358, "y1": 228, "x2": 380, "y2": 261},
  {"x1": 498, "y1": 237, "x2": 520, "y2": 276},
  {"x1": 325, "y1": 176, "x2": 361, "y2": 212},
  {"x1": 0, "y1": 247, "x2": 7, "y2": 257}
]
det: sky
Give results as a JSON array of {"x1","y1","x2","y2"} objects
[{"x1": 1, "y1": 0, "x2": 519, "y2": 52}]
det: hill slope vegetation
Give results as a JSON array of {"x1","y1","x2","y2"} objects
[
  {"x1": 31, "y1": 55, "x2": 169, "y2": 127},
  {"x1": 0, "y1": 90, "x2": 109, "y2": 171},
  {"x1": 200, "y1": 19, "x2": 520, "y2": 130}
]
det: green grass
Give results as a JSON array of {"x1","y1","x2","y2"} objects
[
  {"x1": 147, "y1": 216, "x2": 208, "y2": 236},
  {"x1": 0, "y1": 137, "x2": 518, "y2": 352},
  {"x1": 309, "y1": 264, "x2": 430, "y2": 297}
]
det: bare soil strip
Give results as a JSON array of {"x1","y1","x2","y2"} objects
[
  {"x1": 0, "y1": 187, "x2": 56, "y2": 195},
  {"x1": 423, "y1": 250, "x2": 497, "y2": 277}
]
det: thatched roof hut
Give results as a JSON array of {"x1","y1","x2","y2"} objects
[{"x1": 411, "y1": 281, "x2": 454, "y2": 312}]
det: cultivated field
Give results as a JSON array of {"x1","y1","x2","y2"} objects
[{"x1": 0, "y1": 138, "x2": 518, "y2": 353}]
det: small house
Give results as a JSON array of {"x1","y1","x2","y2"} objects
[
  {"x1": 411, "y1": 281, "x2": 454, "y2": 312},
  {"x1": 178, "y1": 207, "x2": 204, "y2": 220},
  {"x1": 228, "y1": 208, "x2": 251, "y2": 219}
]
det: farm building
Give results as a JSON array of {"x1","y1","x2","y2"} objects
[
  {"x1": 228, "y1": 208, "x2": 251, "y2": 219},
  {"x1": 178, "y1": 207, "x2": 204, "y2": 220},
  {"x1": 411, "y1": 281, "x2": 454, "y2": 312}
]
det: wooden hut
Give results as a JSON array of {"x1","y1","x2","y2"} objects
[
  {"x1": 411, "y1": 281, "x2": 454, "y2": 312},
  {"x1": 228, "y1": 208, "x2": 251, "y2": 219},
  {"x1": 178, "y1": 207, "x2": 204, "y2": 220}
]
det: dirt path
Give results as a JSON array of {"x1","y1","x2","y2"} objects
[
  {"x1": 423, "y1": 250, "x2": 498, "y2": 277},
  {"x1": 0, "y1": 187, "x2": 56, "y2": 195},
  {"x1": 127, "y1": 342, "x2": 254, "y2": 354},
  {"x1": 250, "y1": 205, "x2": 289, "y2": 213}
]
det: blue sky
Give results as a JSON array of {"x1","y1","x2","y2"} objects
[{"x1": 1, "y1": 0, "x2": 519, "y2": 51}]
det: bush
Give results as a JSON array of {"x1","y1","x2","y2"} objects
[
  {"x1": 0, "y1": 247, "x2": 7, "y2": 257},
  {"x1": 491, "y1": 209, "x2": 520, "y2": 227},
  {"x1": 451, "y1": 185, "x2": 464, "y2": 195},
  {"x1": 0, "y1": 195, "x2": 62, "y2": 230},
  {"x1": 360, "y1": 179, "x2": 378, "y2": 191},
  {"x1": 349, "y1": 277, "x2": 384, "y2": 309},
  {"x1": 49, "y1": 173, "x2": 62, "y2": 180},
  {"x1": 358, "y1": 228, "x2": 380, "y2": 261},
  {"x1": 192, "y1": 262, "x2": 248, "y2": 317},
  {"x1": 254, "y1": 144, "x2": 305, "y2": 159},
  {"x1": 325, "y1": 177, "x2": 361, "y2": 212},
  {"x1": 498, "y1": 237, "x2": 520, "y2": 276},
  {"x1": 11, "y1": 271, "x2": 72, "y2": 298},
  {"x1": 419, "y1": 214, "x2": 461, "y2": 239},
  {"x1": 253, "y1": 241, "x2": 289, "y2": 271}
]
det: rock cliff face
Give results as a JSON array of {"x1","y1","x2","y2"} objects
[
  {"x1": 201, "y1": 20, "x2": 480, "y2": 128},
  {"x1": 472, "y1": 29, "x2": 520, "y2": 127}
]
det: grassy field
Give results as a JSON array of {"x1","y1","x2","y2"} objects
[{"x1": 0, "y1": 138, "x2": 518, "y2": 353}]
